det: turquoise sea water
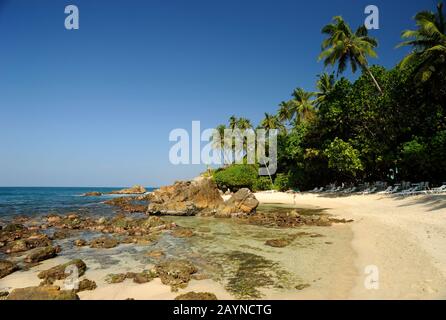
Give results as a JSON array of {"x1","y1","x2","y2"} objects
[{"x1": 0, "y1": 187, "x2": 155, "y2": 220}]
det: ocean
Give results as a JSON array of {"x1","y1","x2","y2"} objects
[{"x1": 0, "y1": 187, "x2": 155, "y2": 220}]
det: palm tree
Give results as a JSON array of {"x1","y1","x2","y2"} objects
[
  {"x1": 260, "y1": 113, "x2": 285, "y2": 133},
  {"x1": 398, "y1": 2, "x2": 446, "y2": 82},
  {"x1": 319, "y1": 16, "x2": 383, "y2": 94},
  {"x1": 228, "y1": 115, "x2": 238, "y2": 130},
  {"x1": 236, "y1": 117, "x2": 253, "y2": 130},
  {"x1": 277, "y1": 101, "x2": 293, "y2": 124},
  {"x1": 315, "y1": 72, "x2": 336, "y2": 107},
  {"x1": 289, "y1": 88, "x2": 316, "y2": 123}
]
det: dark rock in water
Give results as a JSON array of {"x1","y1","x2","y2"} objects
[
  {"x1": 110, "y1": 185, "x2": 146, "y2": 195},
  {"x1": 132, "y1": 271, "x2": 157, "y2": 284},
  {"x1": 76, "y1": 279, "x2": 97, "y2": 292},
  {"x1": 74, "y1": 239, "x2": 87, "y2": 247},
  {"x1": 3, "y1": 224, "x2": 26, "y2": 233},
  {"x1": 175, "y1": 292, "x2": 218, "y2": 300},
  {"x1": 51, "y1": 230, "x2": 72, "y2": 240},
  {"x1": 147, "y1": 177, "x2": 224, "y2": 216},
  {"x1": 216, "y1": 188, "x2": 259, "y2": 218},
  {"x1": 171, "y1": 228, "x2": 194, "y2": 238},
  {"x1": 24, "y1": 245, "x2": 61, "y2": 263},
  {"x1": 295, "y1": 283, "x2": 311, "y2": 290},
  {"x1": 105, "y1": 197, "x2": 147, "y2": 213},
  {"x1": 89, "y1": 236, "x2": 119, "y2": 249},
  {"x1": 0, "y1": 259, "x2": 19, "y2": 279},
  {"x1": 105, "y1": 273, "x2": 127, "y2": 284},
  {"x1": 146, "y1": 250, "x2": 165, "y2": 259},
  {"x1": 82, "y1": 192, "x2": 102, "y2": 197},
  {"x1": 39, "y1": 278, "x2": 55, "y2": 286},
  {"x1": 6, "y1": 286, "x2": 79, "y2": 300},
  {"x1": 155, "y1": 260, "x2": 197, "y2": 292},
  {"x1": 265, "y1": 238, "x2": 292, "y2": 248},
  {"x1": 0, "y1": 291, "x2": 9, "y2": 299},
  {"x1": 38, "y1": 259, "x2": 87, "y2": 280}
]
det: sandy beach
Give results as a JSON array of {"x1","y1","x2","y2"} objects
[
  {"x1": 255, "y1": 192, "x2": 446, "y2": 299},
  {"x1": 2, "y1": 191, "x2": 445, "y2": 300}
]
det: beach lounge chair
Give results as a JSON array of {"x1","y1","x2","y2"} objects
[
  {"x1": 431, "y1": 185, "x2": 446, "y2": 194},
  {"x1": 378, "y1": 186, "x2": 393, "y2": 194}
]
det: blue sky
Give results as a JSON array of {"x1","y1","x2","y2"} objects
[{"x1": 0, "y1": 0, "x2": 435, "y2": 187}]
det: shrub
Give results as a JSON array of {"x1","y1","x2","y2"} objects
[
  {"x1": 253, "y1": 177, "x2": 273, "y2": 191},
  {"x1": 274, "y1": 173, "x2": 290, "y2": 191},
  {"x1": 213, "y1": 164, "x2": 258, "y2": 191},
  {"x1": 324, "y1": 138, "x2": 364, "y2": 178}
]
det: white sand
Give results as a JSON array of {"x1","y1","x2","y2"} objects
[
  {"x1": 2, "y1": 192, "x2": 445, "y2": 300},
  {"x1": 255, "y1": 192, "x2": 446, "y2": 299}
]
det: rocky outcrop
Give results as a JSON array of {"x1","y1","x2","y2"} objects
[
  {"x1": 155, "y1": 259, "x2": 197, "y2": 291},
  {"x1": 76, "y1": 279, "x2": 97, "y2": 293},
  {"x1": 81, "y1": 192, "x2": 102, "y2": 197},
  {"x1": 147, "y1": 177, "x2": 224, "y2": 216},
  {"x1": 110, "y1": 185, "x2": 146, "y2": 195},
  {"x1": 0, "y1": 260, "x2": 18, "y2": 279},
  {"x1": 24, "y1": 246, "x2": 61, "y2": 263},
  {"x1": 6, "y1": 286, "x2": 79, "y2": 300},
  {"x1": 38, "y1": 259, "x2": 87, "y2": 280},
  {"x1": 89, "y1": 236, "x2": 119, "y2": 249},
  {"x1": 216, "y1": 188, "x2": 259, "y2": 218}
]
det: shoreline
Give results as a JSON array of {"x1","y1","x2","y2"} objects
[
  {"x1": 255, "y1": 192, "x2": 446, "y2": 299},
  {"x1": 1, "y1": 192, "x2": 445, "y2": 300}
]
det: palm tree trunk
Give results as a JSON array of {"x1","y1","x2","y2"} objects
[{"x1": 365, "y1": 67, "x2": 383, "y2": 94}]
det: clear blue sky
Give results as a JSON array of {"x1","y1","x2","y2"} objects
[{"x1": 0, "y1": 0, "x2": 435, "y2": 187}]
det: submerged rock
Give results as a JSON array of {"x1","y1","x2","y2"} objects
[
  {"x1": 6, "y1": 286, "x2": 79, "y2": 300},
  {"x1": 147, "y1": 177, "x2": 224, "y2": 216},
  {"x1": 74, "y1": 239, "x2": 87, "y2": 247},
  {"x1": 24, "y1": 245, "x2": 61, "y2": 263},
  {"x1": 89, "y1": 236, "x2": 119, "y2": 249},
  {"x1": 171, "y1": 228, "x2": 194, "y2": 238},
  {"x1": 265, "y1": 238, "x2": 292, "y2": 248},
  {"x1": 295, "y1": 283, "x2": 311, "y2": 290},
  {"x1": 38, "y1": 259, "x2": 87, "y2": 280},
  {"x1": 155, "y1": 260, "x2": 197, "y2": 291},
  {"x1": 146, "y1": 250, "x2": 165, "y2": 259},
  {"x1": 0, "y1": 259, "x2": 19, "y2": 279},
  {"x1": 132, "y1": 270, "x2": 157, "y2": 284},
  {"x1": 175, "y1": 292, "x2": 218, "y2": 300}
]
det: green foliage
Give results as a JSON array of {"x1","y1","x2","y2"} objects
[
  {"x1": 217, "y1": 3, "x2": 446, "y2": 190},
  {"x1": 324, "y1": 138, "x2": 364, "y2": 178},
  {"x1": 253, "y1": 177, "x2": 273, "y2": 192},
  {"x1": 274, "y1": 173, "x2": 291, "y2": 191},
  {"x1": 213, "y1": 165, "x2": 258, "y2": 191}
]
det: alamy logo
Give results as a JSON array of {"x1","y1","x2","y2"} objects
[
  {"x1": 364, "y1": 5, "x2": 379, "y2": 30},
  {"x1": 65, "y1": 5, "x2": 79, "y2": 30},
  {"x1": 169, "y1": 121, "x2": 277, "y2": 176}
]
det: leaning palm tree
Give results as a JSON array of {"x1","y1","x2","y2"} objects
[
  {"x1": 319, "y1": 16, "x2": 383, "y2": 94},
  {"x1": 315, "y1": 72, "x2": 336, "y2": 107},
  {"x1": 289, "y1": 88, "x2": 316, "y2": 123},
  {"x1": 397, "y1": 2, "x2": 446, "y2": 82}
]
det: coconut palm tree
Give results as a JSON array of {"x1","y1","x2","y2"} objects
[
  {"x1": 398, "y1": 2, "x2": 446, "y2": 82},
  {"x1": 315, "y1": 72, "x2": 336, "y2": 107},
  {"x1": 260, "y1": 113, "x2": 286, "y2": 133},
  {"x1": 289, "y1": 88, "x2": 316, "y2": 123},
  {"x1": 319, "y1": 16, "x2": 383, "y2": 94},
  {"x1": 236, "y1": 117, "x2": 253, "y2": 130},
  {"x1": 228, "y1": 115, "x2": 238, "y2": 130},
  {"x1": 277, "y1": 101, "x2": 293, "y2": 124}
]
